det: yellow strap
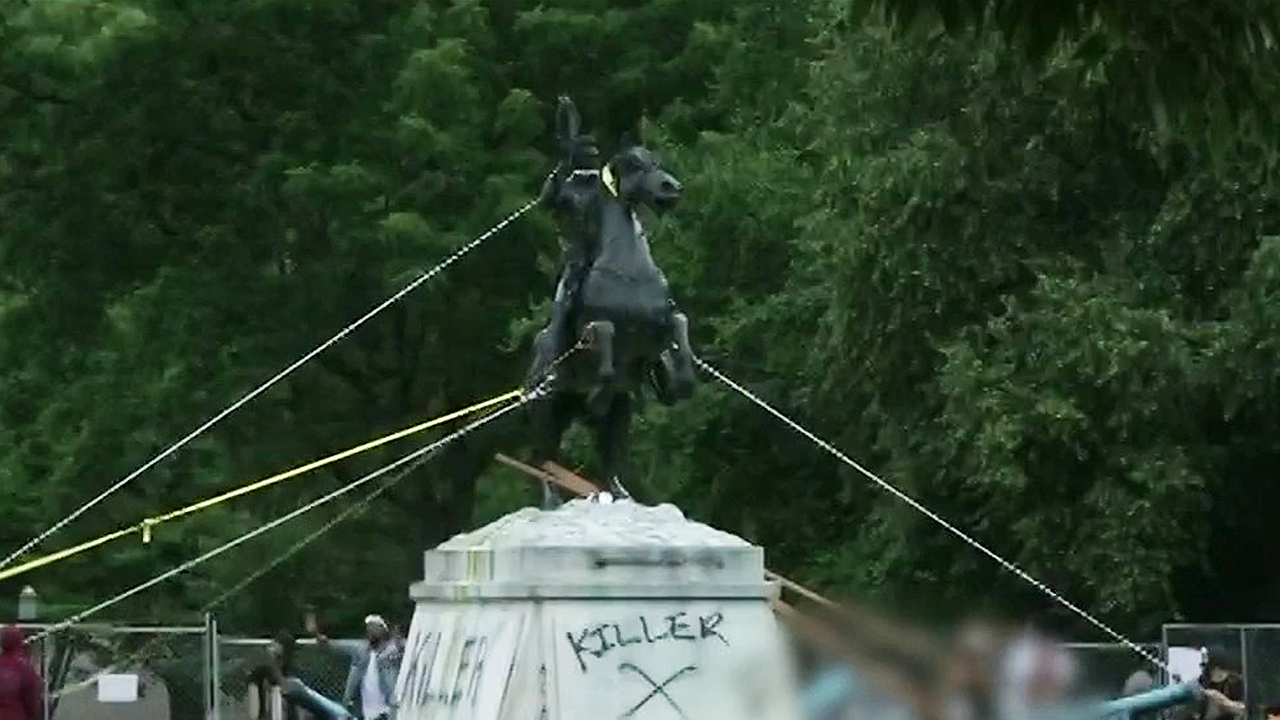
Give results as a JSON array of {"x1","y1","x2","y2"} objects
[{"x1": 0, "y1": 388, "x2": 523, "y2": 583}]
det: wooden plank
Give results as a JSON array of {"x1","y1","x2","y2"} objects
[
  {"x1": 494, "y1": 453, "x2": 558, "y2": 484},
  {"x1": 493, "y1": 453, "x2": 599, "y2": 497},
  {"x1": 540, "y1": 461, "x2": 601, "y2": 496}
]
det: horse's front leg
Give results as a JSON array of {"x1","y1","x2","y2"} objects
[
  {"x1": 583, "y1": 319, "x2": 616, "y2": 385},
  {"x1": 668, "y1": 311, "x2": 696, "y2": 400}
]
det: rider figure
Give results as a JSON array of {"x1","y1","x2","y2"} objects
[{"x1": 534, "y1": 97, "x2": 602, "y2": 368}]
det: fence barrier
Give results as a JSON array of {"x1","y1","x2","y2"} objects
[
  {"x1": 27, "y1": 618, "x2": 1280, "y2": 719},
  {"x1": 1162, "y1": 623, "x2": 1280, "y2": 720},
  {"x1": 10, "y1": 618, "x2": 353, "y2": 720},
  {"x1": 1063, "y1": 642, "x2": 1164, "y2": 698},
  {"x1": 16, "y1": 620, "x2": 210, "y2": 720}
]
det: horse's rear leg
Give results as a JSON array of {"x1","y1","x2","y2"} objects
[
  {"x1": 596, "y1": 393, "x2": 633, "y2": 501},
  {"x1": 668, "y1": 311, "x2": 696, "y2": 400},
  {"x1": 531, "y1": 393, "x2": 574, "y2": 509},
  {"x1": 526, "y1": 326, "x2": 555, "y2": 388}
]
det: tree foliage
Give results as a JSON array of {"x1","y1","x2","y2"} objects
[{"x1": 851, "y1": 0, "x2": 1280, "y2": 160}]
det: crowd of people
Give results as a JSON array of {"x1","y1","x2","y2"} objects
[
  {"x1": 933, "y1": 619, "x2": 1080, "y2": 720},
  {"x1": 937, "y1": 628, "x2": 1266, "y2": 720},
  {"x1": 0, "y1": 611, "x2": 404, "y2": 720},
  {"x1": 802, "y1": 615, "x2": 1276, "y2": 720}
]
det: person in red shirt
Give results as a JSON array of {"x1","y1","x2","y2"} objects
[{"x1": 0, "y1": 625, "x2": 42, "y2": 720}]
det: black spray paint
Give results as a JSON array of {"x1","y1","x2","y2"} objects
[{"x1": 566, "y1": 611, "x2": 729, "y2": 673}]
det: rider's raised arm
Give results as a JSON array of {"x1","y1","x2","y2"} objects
[
  {"x1": 539, "y1": 95, "x2": 600, "y2": 211},
  {"x1": 538, "y1": 167, "x2": 567, "y2": 210}
]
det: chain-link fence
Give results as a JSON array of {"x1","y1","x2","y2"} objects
[
  {"x1": 1062, "y1": 642, "x2": 1163, "y2": 698},
  {"x1": 16, "y1": 621, "x2": 211, "y2": 720},
  {"x1": 7, "y1": 617, "x2": 364, "y2": 720},
  {"x1": 217, "y1": 637, "x2": 354, "y2": 720},
  {"x1": 1162, "y1": 623, "x2": 1280, "y2": 720}
]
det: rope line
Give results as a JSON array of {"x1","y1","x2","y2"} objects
[
  {"x1": 44, "y1": 344, "x2": 584, "y2": 700},
  {"x1": 0, "y1": 189, "x2": 544, "y2": 571},
  {"x1": 29, "y1": 389, "x2": 534, "y2": 644},
  {"x1": 693, "y1": 355, "x2": 1167, "y2": 671},
  {"x1": 207, "y1": 342, "x2": 581, "y2": 607},
  {"x1": 44, "y1": 474, "x2": 406, "y2": 702},
  {"x1": 206, "y1": 478, "x2": 395, "y2": 611},
  {"x1": 45, "y1": 399, "x2": 546, "y2": 700},
  {"x1": 41, "y1": 452, "x2": 434, "y2": 702},
  {"x1": 0, "y1": 389, "x2": 524, "y2": 583}
]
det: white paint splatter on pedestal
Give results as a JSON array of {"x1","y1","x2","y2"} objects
[{"x1": 395, "y1": 499, "x2": 802, "y2": 720}]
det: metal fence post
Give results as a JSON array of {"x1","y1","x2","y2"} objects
[
  {"x1": 202, "y1": 614, "x2": 211, "y2": 720},
  {"x1": 1161, "y1": 624, "x2": 1170, "y2": 685},
  {"x1": 41, "y1": 630, "x2": 50, "y2": 720},
  {"x1": 204, "y1": 612, "x2": 222, "y2": 720},
  {"x1": 213, "y1": 613, "x2": 223, "y2": 720},
  {"x1": 1241, "y1": 626, "x2": 1249, "y2": 716}
]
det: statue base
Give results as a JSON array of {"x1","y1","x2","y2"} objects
[{"x1": 395, "y1": 499, "x2": 801, "y2": 720}]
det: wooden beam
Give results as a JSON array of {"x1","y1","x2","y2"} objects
[
  {"x1": 493, "y1": 454, "x2": 599, "y2": 497},
  {"x1": 540, "y1": 461, "x2": 601, "y2": 496}
]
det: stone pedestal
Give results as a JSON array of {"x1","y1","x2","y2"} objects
[{"x1": 395, "y1": 499, "x2": 802, "y2": 720}]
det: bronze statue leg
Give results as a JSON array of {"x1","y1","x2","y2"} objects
[
  {"x1": 526, "y1": 326, "x2": 556, "y2": 388},
  {"x1": 668, "y1": 311, "x2": 696, "y2": 400},
  {"x1": 531, "y1": 392, "x2": 575, "y2": 509},
  {"x1": 584, "y1": 320, "x2": 616, "y2": 384},
  {"x1": 596, "y1": 392, "x2": 633, "y2": 500},
  {"x1": 649, "y1": 352, "x2": 678, "y2": 406},
  {"x1": 544, "y1": 270, "x2": 576, "y2": 362}
]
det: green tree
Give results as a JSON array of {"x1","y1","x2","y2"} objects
[{"x1": 849, "y1": 0, "x2": 1280, "y2": 157}]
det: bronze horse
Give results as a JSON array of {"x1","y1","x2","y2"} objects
[{"x1": 527, "y1": 116, "x2": 696, "y2": 507}]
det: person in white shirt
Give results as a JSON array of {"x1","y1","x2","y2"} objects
[
  {"x1": 308, "y1": 611, "x2": 404, "y2": 720},
  {"x1": 996, "y1": 621, "x2": 1078, "y2": 720}
]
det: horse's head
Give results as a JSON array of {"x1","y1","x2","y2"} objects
[{"x1": 603, "y1": 145, "x2": 681, "y2": 214}]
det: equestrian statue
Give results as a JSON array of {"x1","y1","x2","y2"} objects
[{"x1": 527, "y1": 96, "x2": 696, "y2": 508}]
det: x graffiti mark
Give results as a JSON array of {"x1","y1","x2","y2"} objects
[{"x1": 619, "y1": 662, "x2": 697, "y2": 719}]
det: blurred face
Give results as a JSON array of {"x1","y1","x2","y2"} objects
[
  {"x1": 366, "y1": 621, "x2": 386, "y2": 643},
  {"x1": 1210, "y1": 666, "x2": 1229, "y2": 682}
]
